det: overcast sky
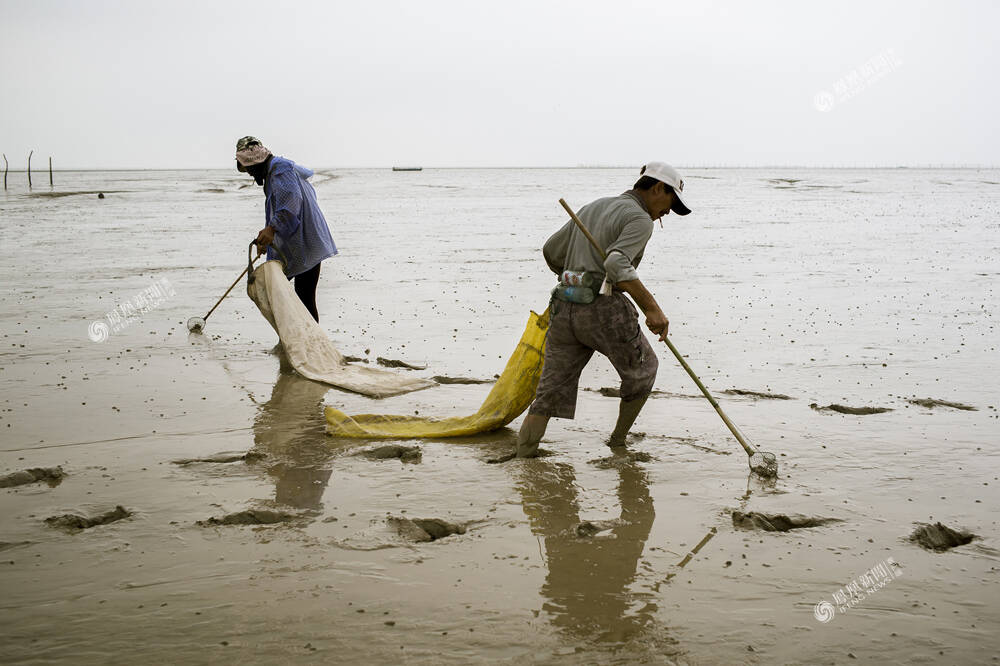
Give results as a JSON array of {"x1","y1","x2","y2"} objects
[{"x1": 1, "y1": 0, "x2": 997, "y2": 169}]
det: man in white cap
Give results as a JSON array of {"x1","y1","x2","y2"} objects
[{"x1": 514, "y1": 162, "x2": 691, "y2": 458}]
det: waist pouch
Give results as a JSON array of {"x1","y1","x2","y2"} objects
[{"x1": 551, "y1": 283, "x2": 595, "y2": 304}]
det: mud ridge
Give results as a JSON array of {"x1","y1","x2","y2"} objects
[
  {"x1": 0, "y1": 466, "x2": 65, "y2": 488},
  {"x1": 723, "y1": 389, "x2": 793, "y2": 400},
  {"x1": 197, "y1": 509, "x2": 299, "y2": 526},
  {"x1": 45, "y1": 505, "x2": 131, "y2": 531},
  {"x1": 907, "y1": 398, "x2": 977, "y2": 411},
  {"x1": 732, "y1": 511, "x2": 841, "y2": 532},
  {"x1": 357, "y1": 445, "x2": 422, "y2": 463},
  {"x1": 810, "y1": 403, "x2": 892, "y2": 415},
  {"x1": 376, "y1": 357, "x2": 427, "y2": 370},
  {"x1": 388, "y1": 516, "x2": 466, "y2": 542},
  {"x1": 909, "y1": 522, "x2": 975, "y2": 551},
  {"x1": 432, "y1": 375, "x2": 494, "y2": 385},
  {"x1": 171, "y1": 451, "x2": 266, "y2": 465}
]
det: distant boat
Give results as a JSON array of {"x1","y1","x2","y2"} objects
[{"x1": 392, "y1": 166, "x2": 423, "y2": 172}]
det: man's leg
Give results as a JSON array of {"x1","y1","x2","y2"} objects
[
  {"x1": 513, "y1": 303, "x2": 592, "y2": 458},
  {"x1": 294, "y1": 262, "x2": 321, "y2": 322},
  {"x1": 578, "y1": 294, "x2": 658, "y2": 448},
  {"x1": 516, "y1": 413, "x2": 550, "y2": 458},
  {"x1": 607, "y1": 395, "x2": 649, "y2": 448}
]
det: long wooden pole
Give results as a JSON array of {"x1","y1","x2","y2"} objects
[
  {"x1": 2, "y1": 154, "x2": 7, "y2": 191},
  {"x1": 27, "y1": 150, "x2": 33, "y2": 188},
  {"x1": 557, "y1": 197, "x2": 757, "y2": 458},
  {"x1": 49, "y1": 157, "x2": 53, "y2": 187}
]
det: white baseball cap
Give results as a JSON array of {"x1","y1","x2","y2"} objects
[{"x1": 640, "y1": 161, "x2": 691, "y2": 216}]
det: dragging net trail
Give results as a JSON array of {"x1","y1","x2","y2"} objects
[{"x1": 325, "y1": 310, "x2": 550, "y2": 438}]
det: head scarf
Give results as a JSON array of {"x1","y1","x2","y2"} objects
[{"x1": 235, "y1": 135, "x2": 272, "y2": 172}]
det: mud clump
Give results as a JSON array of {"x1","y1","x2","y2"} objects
[
  {"x1": 909, "y1": 522, "x2": 975, "y2": 551},
  {"x1": 171, "y1": 451, "x2": 266, "y2": 465},
  {"x1": 732, "y1": 511, "x2": 841, "y2": 532},
  {"x1": 589, "y1": 451, "x2": 654, "y2": 469},
  {"x1": 197, "y1": 509, "x2": 298, "y2": 526},
  {"x1": 0, "y1": 466, "x2": 65, "y2": 488},
  {"x1": 343, "y1": 355, "x2": 369, "y2": 363},
  {"x1": 907, "y1": 398, "x2": 977, "y2": 411},
  {"x1": 376, "y1": 357, "x2": 427, "y2": 370},
  {"x1": 576, "y1": 519, "x2": 622, "y2": 538},
  {"x1": 723, "y1": 389, "x2": 793, "y2": 400},
  {"x1": 45, "y1": 505, "x2": 131, "y2": 531},
  {"x1": 810, "y1": 403, "x2": 892, "y2": 415},
  {"x1": 388, "y1": 516, "x2": 466, "y2": 542},
  {"x1": 431, "y1": 375, "x2": 494, "y2": 385},
  {"x1": 359, "y1": 445, "x2": 422, "y2": 463}
]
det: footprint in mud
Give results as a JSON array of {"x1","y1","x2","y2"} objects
[
  {"x1": 197, "y1": 509, "x2": 301, "y2": 526},
  {"x1": 909, "y1": 522, "x2": 975, "y2": 551},
  {"x1": 45, "y1": 505, "x2": 132, "y2": 531},
  {"x1": 388, "y1": 516, "x2": 466, "y2": 542},
  {"x1": 722, "y1": 389, "x2": 793, "y2": 400},
  {"x1": 589, "y1": 451, "x2": 654, "y2": 469},
  {"x1": 356, "y1": 445, "x2": 422, "y2": 463},
  {"x1": 0, "y1": 466, "x2": 65, "y2": 488},
  {"x1": 731, "y1": 511, "x2": 841, "y2": 532},
  {"x1": 907, "y1": 398, "x2": 977, "y2": 411},
  {"x1": 171, "y1": 451, "x2": 267, "y2": 465},
  {"x1": 810, "y1": 403, "x2": 892, "y2": 415}
]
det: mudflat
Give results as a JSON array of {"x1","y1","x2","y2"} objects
[{"x1": 1, "y1": 168, "x2": 997, "y2": 664}]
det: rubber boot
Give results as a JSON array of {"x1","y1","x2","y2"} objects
[
  {"x1": 607, "y1": 395, "x2": 649, "y2": 448},
  {"x1": 516, "y1": 413, "x2": 550, "y2": 458}
]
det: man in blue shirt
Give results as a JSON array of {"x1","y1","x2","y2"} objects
[{"x1": 236, "y1": 136, "x2": 338, "y2": 322}]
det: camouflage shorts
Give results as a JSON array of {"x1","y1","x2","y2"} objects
[{"x1": 529, "y1": 292, "x2": 658, "y2": 419}]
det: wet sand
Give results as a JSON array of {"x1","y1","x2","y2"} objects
[{"x1": 1, "y1": 168, "x2": 999, "y2": 664}]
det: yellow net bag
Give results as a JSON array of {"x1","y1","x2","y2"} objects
[{"x1": 325, "y1": 309, "x2": 550, "y2": 438}]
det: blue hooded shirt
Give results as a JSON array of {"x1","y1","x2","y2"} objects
[{"x1": 263, "y1": 156, "x2": 338, "y2": 277}]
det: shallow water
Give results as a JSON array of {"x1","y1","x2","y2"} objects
[{"x1": 1, "y1": 167, "x2": 999, "y2": 664}]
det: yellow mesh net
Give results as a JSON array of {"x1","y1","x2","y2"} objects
[{"x1": 325, "y1": 309, "x2": 550, "y2": 438}]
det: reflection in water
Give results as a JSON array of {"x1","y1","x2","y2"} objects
[
  {"x1": 252, "y1": 364, "x2": 334, "y2": 510},
  {"x1": 514, "y1": 457, "x2": 657, "y2": 644}
]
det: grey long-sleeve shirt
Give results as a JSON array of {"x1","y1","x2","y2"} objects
[{"x1": 542, "y1": 191, "x2": 654, "y2": 284}]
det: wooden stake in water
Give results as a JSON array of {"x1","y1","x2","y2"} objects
[
  {"x1": 27, "y1": 150, "x2": 33, "y2": 188},
  {"x1": 49, "y1": 157, "x2": 53, "y2": 187},
  {"x1": 2, "y1": 153, "x2": 7, "y2": 191}
]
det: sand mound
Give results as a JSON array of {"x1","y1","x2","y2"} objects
[
  {"x1": 732, "y1": 511, "x2": 840, "y2": 532},
  {"x1": 0, "y1": 466, "x2": 65, "y2": 488},
  {"x1": 589, "y1": 451, "x2": 654, "y2": 469},
  {"x1": 431, "y1": 375, "x2": 494, "y2": 385},
  {"x1": 723, "y1": 389, "x2": 793, "y2": 400},
  {"x1": 907, "y1": 398, "x2": 977, "y2": 411},
  {"x1": 358, "y1": 445, "x2": 422, "y2": 463},
  {"x1": 171, "y1": 451, "x2": 266, "y2": 465},
  {"x1": 388, "y1": 516, "x2": 466, "y2": 542},
  {"x1": 197, "y1": 509, "x2": 298, "y2": 526},
  {"x1": 45, "y1": 505, "x2": 131, "y2": 531},
  {"x1": 810, "y1": 403, "x2": 892, "y2": 415},
  {"x1": 909, "y1": 522, "x2": 975, "y2": 551}
]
